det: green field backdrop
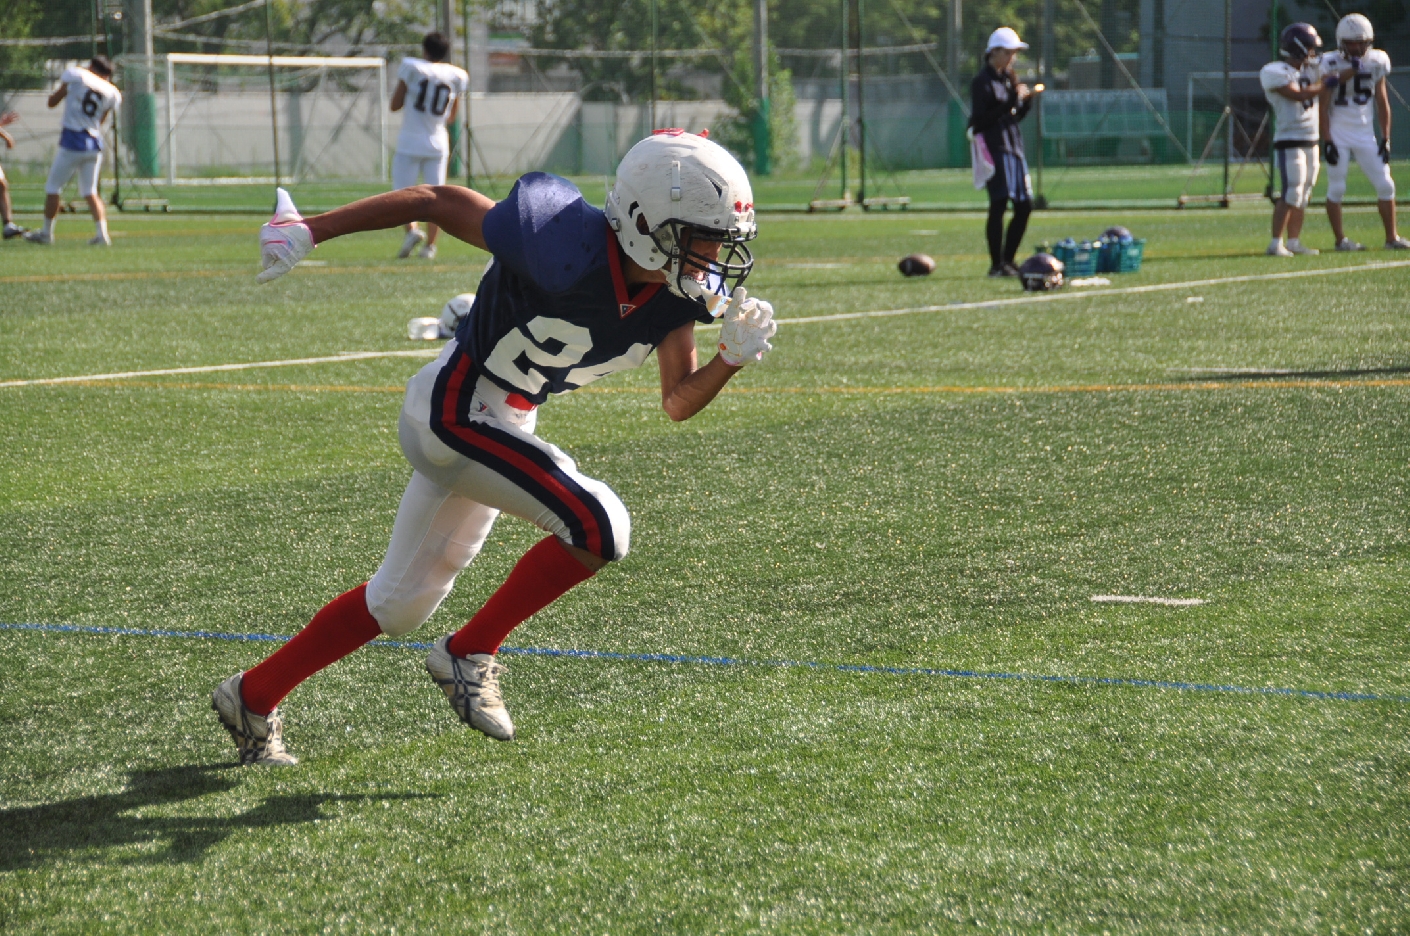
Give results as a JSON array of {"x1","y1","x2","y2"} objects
[{"x1": 1, "y1": 199, "x2": 1408, "y2": 933}]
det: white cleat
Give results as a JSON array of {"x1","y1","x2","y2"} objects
[
  {"x1": 398, "y1": 227, "x2": 426, "y2": 259},
  {"x1": 211, "y1": 673, "x2": 298, "y2": 766},
  {"x1": 1335, "y1": 237, "x2": 1365, "y2": 251},
  {"x1": 1385, "y1": 237, "x2": 1410, "y2": 250},
  {"x1": 23, "y1": 229, "x2": 52, "y2": 245},
  {"x1": 2, "y1": 222, "x2": 26, "y2": 240},
  {"x1": 89, "y1": 232, "x2": 112, "y2": 247},
  {"x1": 1266, "y1": 242, "x2": 1295, "y2": 257},
  {"x1": 418, "y1": 243, "x2": 437, "y2": 260},
  {"x1": 256, "y1": 187, "x2": 314, "y2": 283},
  {"x1": 1286, "y1": 239, "x2": 1319, "y2": 256},
  {"x1": 425, "y1": 636, "x2": 515, "y2": 740}
]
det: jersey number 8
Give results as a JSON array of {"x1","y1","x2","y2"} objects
[
  {"x1": 414, "y1": 79, "x2": 451, "y2": 116},
  {"x1": 1335, "y1": 73, "x2": 1373, "y2": 107}
]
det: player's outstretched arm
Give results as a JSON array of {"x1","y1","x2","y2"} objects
[
  {"x1": 658, "y1": 287, "x2": 776, "y2": 422},
  {"x1": 304, "y1": 185, "x2": 494, "y2": 249},
  {"x1": 259, "y1": 185, "x2": 495, "y2": 283}
]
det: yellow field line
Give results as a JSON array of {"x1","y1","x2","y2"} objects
[{"x1": 51, "y1": 377, "x2": 1410, "y2": 396}]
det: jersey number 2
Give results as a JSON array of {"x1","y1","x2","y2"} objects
[{"x1": 413, "y1": 79, "x2": 451, "y2": 116}]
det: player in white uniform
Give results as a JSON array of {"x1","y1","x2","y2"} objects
[
  {"x1": 1261, "y1": 24, "x2": 1330, "y2": 256},
  {"x1": 390, "y1": 32, "x2": 469, "y2": 260},
  {"x1": 25, "y1": 56, "x2": 122, "y2": 247},
  {"x1": 0, "y1": 111, "x2": 25, "y2": 240},
  {"x1": 1319, "y1": 14, "x2": 1409, "y2": 250}
]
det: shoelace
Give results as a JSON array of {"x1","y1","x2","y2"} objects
[{"x1": 461, "y1": 657, "x2": 505, "y2": 708}]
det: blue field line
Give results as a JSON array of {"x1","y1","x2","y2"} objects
[{"x1": 3, "y1": 621, "x2": 1406, "y2": 705}]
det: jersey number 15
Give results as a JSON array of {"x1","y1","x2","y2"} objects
[{"x1": 1335, "y1": 73, "x2": 1373, "y2": 107}]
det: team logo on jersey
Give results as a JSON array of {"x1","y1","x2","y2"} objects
[{"x1": 619, "y1": 302, "x2": 636, "y2": 318}]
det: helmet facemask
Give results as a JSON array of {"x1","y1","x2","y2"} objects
[{"x1": 646, "y1": 217, "x2": 755, "y2": 316}]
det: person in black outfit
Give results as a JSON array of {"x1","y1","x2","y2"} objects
[{"x1": 970, "y1": 27, "x2": 1043, "y2": 276}]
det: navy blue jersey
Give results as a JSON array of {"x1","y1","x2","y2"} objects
[{"x1": 451, "y1": 172, "x2": 712, "y2": 406}]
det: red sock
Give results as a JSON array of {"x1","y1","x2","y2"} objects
[
  {"x1": 448, "y1": 536, "x2": 595, "y2": 657},
  {"x1": 239, "y1": 583, "x2": 384, "y2": 716}
]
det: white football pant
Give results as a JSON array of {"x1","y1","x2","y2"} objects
[
  {"x1": 365, "y1": 341, "x2": 630, "y2": 637},
  {"x1": 45, "y1": 147, "x2": 103, "y2": 197},
  {"x1": 1325, "y1": 137, "x2": 1396, "y2": 202},
  {"x1": 392, "y1": 152, "x2": 449, "y2": 190}
]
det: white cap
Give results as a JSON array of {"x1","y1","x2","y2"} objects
[{"x1": 986, "y1": 27, "x2": 1028, "y2": 52}]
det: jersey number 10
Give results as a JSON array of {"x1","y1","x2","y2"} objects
[{"x1": 414, "y1": 80, "x2": 451, "y2": 116}]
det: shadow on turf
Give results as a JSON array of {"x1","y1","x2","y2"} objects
[
  {"x1": 0, "y1": 764, "x2": 438, "y2": 869},
  {"x1": 1183, "y1": 364, "x2": 1410, "y2": 381}
]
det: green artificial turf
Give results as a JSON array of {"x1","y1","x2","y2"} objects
[{"x1": 1, "y1": 203, "x2": 1408, "y2": 933}]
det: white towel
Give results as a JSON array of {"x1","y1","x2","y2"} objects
[{"x1": 969, "y1": 128, "x2": 995, "y2": 191}]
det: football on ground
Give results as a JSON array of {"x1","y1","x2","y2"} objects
[{"x1": 897, "y1": 253, "x2": 935, "y2": 276}]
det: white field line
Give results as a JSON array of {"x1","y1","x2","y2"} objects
[
  {"x1": 771, "y1": 259, "x2": 1410, "y2": 325},
  {"x1": 1091, "y1": 595, "x2": 1206, "y2": 606},
  {"x1": 4, "y1": 261, "x2": 1407, "y2": 388},
  {"x1": 0, "y1": 350, "x2": 440, "y2": 389}
]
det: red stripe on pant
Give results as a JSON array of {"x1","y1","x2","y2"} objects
[{"x1": 439, "y1": 353, "x2": 606, "y2": 558}]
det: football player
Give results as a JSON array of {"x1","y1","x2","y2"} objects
[
  {"x1": 25, "y1": 56, "x2": 121, "y2": 247},
  {"x1": 213, "y1": 130, "x2": 776, "y2": 764},
  {"x1": 389, "y1": 31, "x2": 469, "y2": 261},
  {"x1": 1319, "y1": 14, "x2": 1409, "y2": 250},
  {"x1": 0, "y1": 111, "x2": 25, "y2": 240},
  {"x1": 1261, "y1": 24, "x2": 1328, "y2": 257}
]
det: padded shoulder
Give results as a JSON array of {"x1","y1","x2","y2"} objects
[{"x1": 481, "y1": 172, "x2": 609, "y2": 294}]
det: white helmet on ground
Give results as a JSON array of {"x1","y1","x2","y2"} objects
[
  {"x1": 1336, "y1": 13, "x2": 1374, "y2": 54},
  {"x1": 605, "y1": 129, "x2": 756, "y2": 315}
]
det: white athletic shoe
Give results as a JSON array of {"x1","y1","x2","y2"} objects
[
  {"x1": 1335, "y1": 237, "x2": 1365, "y2": 251},
  {"x1": 425, "y1": 636, "x2": 515, "y2": 740},
  {"x1": 1285, "y1": 239, "x2": 1319, "y2": 255},
  {"x1": 398, "y1": 228, "x2": 426, "y2": 259},
  {"x1": 1385, "y1": 237, "x2": 1410, "y2": 250},
  {"x1": 2, "y1": 222, "x2": 26, "y2": 240},
  {"x1": 256, "y1": 187, "x2": 314, "y2": 283},
  {"x1": 418, "y1": 243, "x2": 437, "y2": 260},
  {"x1": 23, "y1": 229, "x2": 52, "y2": 245},
  {"x1": 211, "y1": 673, "x2": 298, "y2": 765},
  {"x1": 1266, "y1": 241, "x2": 1295, "y2": 257},
  {"x1": 89, "y1": 232, "x2": 112, "y2": 247}
]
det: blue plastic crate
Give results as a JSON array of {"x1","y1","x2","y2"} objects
[
  {"x1": 1059, "y1": 241, "x2": 1097, "y2": 277},
  {"x1": 1117, "y1": 238, "x2": 1145, "y2": 272}
]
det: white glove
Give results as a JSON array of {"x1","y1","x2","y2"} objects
[
  {"x1": 716, "y1": 287, "x2": 777, "y2": 367},
  {"x1": 256, "y1": 187, "x2": 315, "y2": 283}
]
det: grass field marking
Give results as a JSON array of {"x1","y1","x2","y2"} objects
[
  {"x1": 772, "y1": 259, "x2": 1410, "y2": 325},
  {"x1": 0, "y1": 263, "x2": 485, "y2": 286},
  {"x1": 0, "y1": 349, "x2": 440, "y2": 389},
  {"x1": 3, "y1": 621, "x2": 1405, "y2": 705},
  {"x1": 1092, "y1": 595, "x2": 1207, "y2": 606}
]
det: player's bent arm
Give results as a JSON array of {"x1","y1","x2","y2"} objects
[
  {"x1": 304, "y1": 185, "x2": 495, "y2": 250},
  {"x1": 1376, "y1": 80, "x2": 1391, "y2": 138},
  {"x1": 390, "y1": 80, "x2": 407, "y2": 112},
  {"x1": 47, "y1": 85, "x2": 67, "y2": 108},
  {"x1": 1275, "y1": 82, "x2": 1322, "y2": 102},
  {"x1": 0, "y1": 127, "x2": 12, "y2": 149},
  {"x1": 657, "y1": 322, "x2": 739, "y2": 422}
]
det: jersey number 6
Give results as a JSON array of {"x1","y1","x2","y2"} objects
[{"x1": 81, "y1": 89, "x2": 101, "y2": 117}]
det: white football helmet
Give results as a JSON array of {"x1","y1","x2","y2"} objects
[
  {"x1": 438, "y1": 292, "x2": 475, "y2": 338},
  {"x1": 1336, "y1": 14, "x2": 1374, "y2": 54},
  {"x1": 605, "y1": 129, "x2": 756, "y2": 315}
]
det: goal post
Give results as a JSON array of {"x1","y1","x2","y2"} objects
[{"x1": 157, "y1": 52, "x2": 388, "y2": 186}]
